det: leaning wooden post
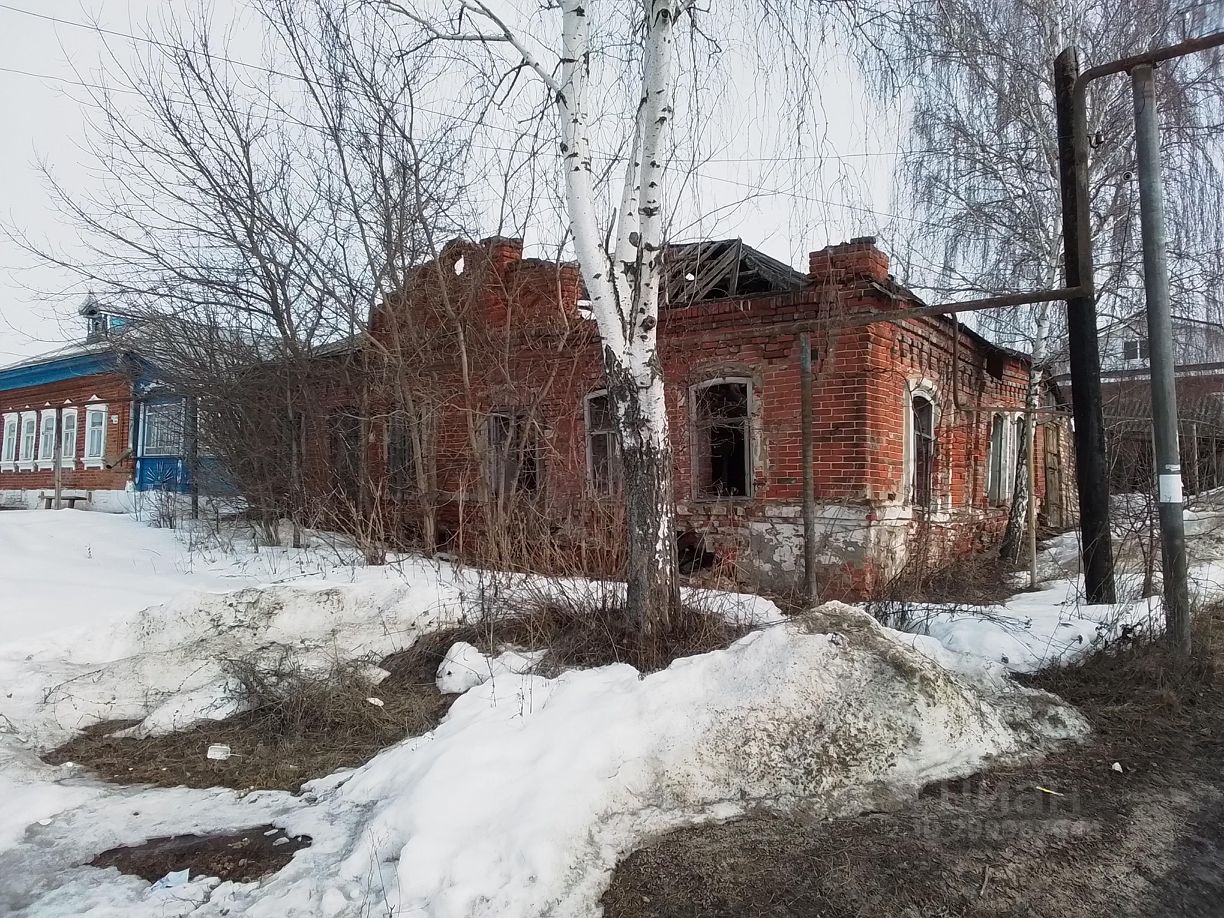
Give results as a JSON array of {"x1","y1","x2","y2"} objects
[{"x1": 800, "y1": 333, "x2": 819, "y2": 607}]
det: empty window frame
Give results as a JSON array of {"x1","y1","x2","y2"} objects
[
  {"x1": 329, "y1": 410, "x2": 363, "y2": 501},
  {"x1": 60, "y1": 408, "x2": 77, "y2": 465},
  {"x1": 141, "y1": 400, "x2": 184, "y2": 458},
  {"x1": 585, "y1": 391, "x2": 621, "y2": 495},
  {"x1": 84, "y1": 406, "x2": 108, "y2": 465},
  {"x1": 987, "y1": 413, "x2": 1006, "y2": 504},
  {"x1": 693, "y1": 380, "x2": 752, "y2": 498},
  {"x1": 1, "y1": 414, "x2": 17, "y2": 468},
  {"x1": 386, "y1": 410, "x2": 416, "y2": 497},
  {"x1": 487, "y1": 409, "x2": 541, "y2": 497},
  {"x1": 911, "y1": 393, "x2": 936, "y2": 508}
]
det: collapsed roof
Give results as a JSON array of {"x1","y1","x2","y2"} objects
[{"x1": 663, "y1": 239, "x2": 807, "y2": 307}]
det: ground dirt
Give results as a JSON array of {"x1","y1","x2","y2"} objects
[
  {"x1": 89, "y1": 826, "x2": 310, "y2": 883},
  {"x1": 603, "y1": 609, "x2": 1224, "y2": 918},
  {"x1": 43, "y1": 653, "x2": 452, "y2": 793}
]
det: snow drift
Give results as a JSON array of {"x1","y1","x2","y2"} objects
[{"x1": 3, "y1": 602, "x2": 1084, "y2": 918}]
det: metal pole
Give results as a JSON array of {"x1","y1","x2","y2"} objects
[
  {"x1": 1027, "y1": 415, "x2": 1039, "y2": 589},
  {"x1": 800, "y1": 332, "x2": 819, "y2": 608},
  {"x1": 1132, "y1": 63, "x2": 1192, "y2": 656},
  {"x1": 1055, "y1": 47, "x2": 1117, "y2": 604},
  {"x1": 52, "y1": 405, "x2": 63, "y2": 510}
]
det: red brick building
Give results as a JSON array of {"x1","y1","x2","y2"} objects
[{"x1": 305, "y1": 236, "x2": 1072, "y2": 595}]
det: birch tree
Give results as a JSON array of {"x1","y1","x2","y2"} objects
[
  {"x1": 877, "y1": 0, "x2": 1224, "y2": 557},
  {"x1": 389, "y1": 0, "x2": 832, "y2": 636}
]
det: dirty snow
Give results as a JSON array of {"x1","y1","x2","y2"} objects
[
  {"x1": 894, "y1": 498, "x2": 1224, "y2": 673},
  {"x1": 0, "y1": 507, "x2": 1159, "y2": 917}
]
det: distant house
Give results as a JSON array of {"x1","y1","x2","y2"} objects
[
  {"x1": 1053, "y1": 310, "x2": 1224, "y2": 497},
  {"x1": 0, "y1": 300, "x2": 213, "y2": 511},
  {"x1": 302, "y1": 236, "x2": 1074, "y2": 596}
]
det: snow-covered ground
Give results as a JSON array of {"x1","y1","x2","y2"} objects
[
  {"x1": 3, "y1": 505, "x2": 1210, "y2": 917},
  {"x1": 904, "y1": 500, "x2": 1224, "y2": 673}
]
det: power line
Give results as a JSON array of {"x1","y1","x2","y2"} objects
[
  {"x1": 0, "y1": 61, "x2": 979, "y2": 235},
  {"x1": 0, "y1": 1, "x2": 1043, "y2": 165}
]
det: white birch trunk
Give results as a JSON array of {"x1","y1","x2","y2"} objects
[{"x1": 555, "y1": 0, "x2": 684, "y2": 633}]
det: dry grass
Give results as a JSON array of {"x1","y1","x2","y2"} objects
[
  {"x1": 386, "y1": 595, "x2": 751, "y2": 679},
  {"x1": 45, "y1": 657, "x2": 450, "y2": 792},
  {"x1": 48, "y1": 590, "x2": 749, "y2": 792}
]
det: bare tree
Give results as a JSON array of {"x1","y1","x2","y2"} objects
[
  {"x1": 19, "y1": 2, "x2": 473, "y2": 552},
  {"x1": 875, "y1": 0, "x2": 1224, "y2": 559},
  {"x1": 388, "y1": 0, "x2": 839, "y2": 639}
]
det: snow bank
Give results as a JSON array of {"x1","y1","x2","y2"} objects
[{"x1": 3, "y1": 602, "x2": 1082, "y2": 918}]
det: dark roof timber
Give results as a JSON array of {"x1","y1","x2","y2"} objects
[{"x1": 663, "y1": 239, "x2": 807, "y2": 307}]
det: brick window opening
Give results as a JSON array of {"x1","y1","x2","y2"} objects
[
  {"x1": 586, "y1": 392, "x2": 621, "y2": 495},
  {"x1": 488, "y1": 409, "x2": 541, "y2": 497},
  {"x1": 987, "y1": 413, "x2": 1006, "y2": 504},
  {"x1": 387, "y1": 410, "x2": 416, "y2": 497},
  {"x1": 695, "y1": 381, "x2": 751, "y2": 498},
  {"x1": 912, "y1": 394, "x2": 935, "y2": 508},
  {"x1": 329, "y1": 410, "x2": 363, "y2": 501}
]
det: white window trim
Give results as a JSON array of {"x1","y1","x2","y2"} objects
[
  {"x1": 17, "y1": 411, "x2": 37, "y2": 470},
  {"x1": 83, "y1": 405, "x2": 108, "y2": 468},
  {"x1": 689, "y1": 376, "x2": 755, "y2": 500},
  {"x1": 903, "y1": 380, "x2": 944, "y2": 510},
  {"x1": 0, "y1": 412, "x2": 16, "y2": 471},
  {"x1": 60, "y1": 408, "x2": 78, "y2": 468},
  {"x1": 36, "y1": 410, "x2": 58, "y2": 469}
]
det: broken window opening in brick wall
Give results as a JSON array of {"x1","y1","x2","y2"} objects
[
  {"x1": 329, "y1": 410, "x2": 363, "y2": 502},
  {"x1": 694, "y1": 380, "x2": 751, "y2": 498},
  {"x1": 912, "y1": 394, "x2": 935, "y2": 509},
  {"x1": 488, "y1": 409, "x2": 541, "y2": 498},
  {"x1": 585, "y1": 391, "x2": 621, "y2": 495},
  {"x1": 987, "y1": 413, "x2": 1006, "y2": 505},
  {"x1": 387, "y1": 409, "x2": 416, "y2": 497}
]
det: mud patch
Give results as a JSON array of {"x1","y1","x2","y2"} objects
[{"x1": 89, "y1": 826, "x2": 310, "y2": 884}]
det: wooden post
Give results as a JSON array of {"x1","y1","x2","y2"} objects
[
  {"x1": 800, "y1": 333, "x2": 819, "y2": 608},
  {"x1": 52, "y1": 405, "x2": 63, "y2": 510}
]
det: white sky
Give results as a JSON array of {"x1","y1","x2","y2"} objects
[{"x1": 0, "y1": 1, "x2": 901, "y2": 364}]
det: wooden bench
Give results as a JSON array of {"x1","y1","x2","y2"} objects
[{"x1": 39, "y1": 490, "x2": 89, "y2": 509}]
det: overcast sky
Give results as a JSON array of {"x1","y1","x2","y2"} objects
[{"x1": 0, "y1": 1, "x2": 898, "y2": 364}]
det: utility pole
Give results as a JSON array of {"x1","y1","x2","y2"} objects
[
  {"x1": 1132, "y1": 63, "x2": 1192, "y2": 655},
  {"x1": 1027, "y1": 416, "x2": 1039, "y2": 589},
  {"x1": 1054, "y1": 47, "x2": 1117, "y2": 604},
  {"x1": 800, "y1": 332, "x2": 819, "y2": 608}
]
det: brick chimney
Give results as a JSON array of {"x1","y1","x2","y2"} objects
[
  {"x1": 809, "y1": 236, "x2": 890, "y2": 285},
  {"x1": 481, "y1": 236, "x2": 525, "y2": 273}
]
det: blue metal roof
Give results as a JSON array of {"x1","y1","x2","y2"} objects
[{"x1": 0, "y1": 351, "x2": 123, "y2": 392}]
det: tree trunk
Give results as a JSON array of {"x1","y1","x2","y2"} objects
[
  {"x1": 999, "y1": 426, "x2": 1030, "y2": 562},
  {"x1": 607, "y1": 355, "x2": 680, "y2": 641}
]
